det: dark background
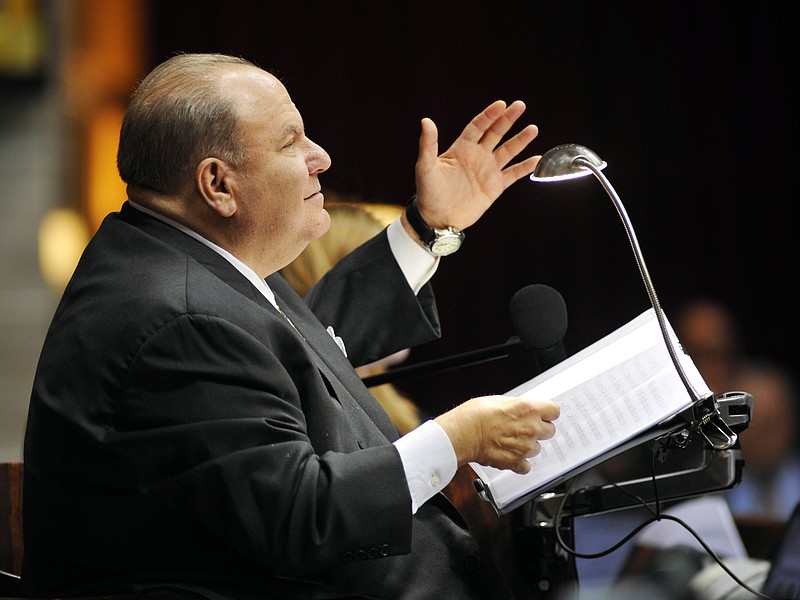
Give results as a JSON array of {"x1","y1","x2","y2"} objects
[{"x1": 147, "y1": 0, "x2": 799, "y2": 416}]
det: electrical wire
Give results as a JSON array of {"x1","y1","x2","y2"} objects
[{"x1": 553, "y1": 473, "x2": 775, "y2": 599}]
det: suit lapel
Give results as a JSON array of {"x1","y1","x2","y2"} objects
[{"x1": 268, "y1": 275, "x2": 400, "y2": 443}]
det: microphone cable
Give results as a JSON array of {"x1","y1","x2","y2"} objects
[{"x1": 551, "y1": 460, "x2": 775, "y2": 599}]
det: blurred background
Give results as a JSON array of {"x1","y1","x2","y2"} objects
[{"x1": 1, "y1": 0, "x2": 799, "y2": 462}]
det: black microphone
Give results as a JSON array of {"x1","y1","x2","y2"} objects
[
  {"x1": 509, "y1": 284, "x2": 568, "y2": 373},
  {"x1": 361, "y1": 284, "x2": 568, "y2": 387}
]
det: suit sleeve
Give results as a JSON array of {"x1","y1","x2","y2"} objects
[{"x1": 298, "y1": 229, "x2": 442, "y2": 367}]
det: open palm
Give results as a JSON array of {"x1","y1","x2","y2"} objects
[{"x1": 414, "y1": 100, "x2": 541, "y2": 231}]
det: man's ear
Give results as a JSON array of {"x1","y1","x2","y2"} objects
[{"x1": 196, "y1": 158, "x2": 237, "y2": 217}]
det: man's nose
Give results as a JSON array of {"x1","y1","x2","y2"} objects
[{"x1": 307, "y1": 139, "x2": 331, "y2": 174}]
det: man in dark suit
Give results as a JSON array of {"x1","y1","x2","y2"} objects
[{"x1": 22, "y1": 53, "x2": 559, "y2": 599}]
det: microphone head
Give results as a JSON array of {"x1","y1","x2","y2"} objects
[{"x1": 509, "y1": 284, "x2": 568, "y2": 349}]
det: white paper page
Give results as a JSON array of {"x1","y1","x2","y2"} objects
[
  {"x1": 472, "y1": 309, "x2": 710, "y2": 510},
  {"x1": 635, "y1": 495, "x2": 748, "y2": 558}
]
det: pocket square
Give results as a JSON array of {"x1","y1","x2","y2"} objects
[{"x1": 326, "y1": 326, "x2": 348, "y2": 357}]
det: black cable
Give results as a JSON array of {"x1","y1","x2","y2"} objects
[
  {"x1": 651, "y1": 450, "x2": 661, "y2": 519},
  {"x1": 552, "y1": 475, "x2": 775, "y2": 599},
  {"x1": 553, "y1": 478, "x2": 656, "y2": 559},
  {"x1": 612, "y1": 480, "x2": 657, "y2": 518}
]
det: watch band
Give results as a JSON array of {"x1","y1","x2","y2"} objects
[
  {"x1": 405, "y1": 196, "x2": 465, "y2": 256},
  {"x1": 405, "y1": 196, "x2": 437, "y2": 247}
]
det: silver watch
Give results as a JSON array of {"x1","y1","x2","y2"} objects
[{"x1": 405, "y1": 197, "x2": 464, "y2": 256}]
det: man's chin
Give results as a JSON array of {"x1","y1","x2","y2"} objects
[{"x1": 309, "y1": 208, "x2": 331, "y2": 240}]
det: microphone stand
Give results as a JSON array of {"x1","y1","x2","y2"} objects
[{"x1": 361, "y1": 336, "x2": 556, "y2": 387}]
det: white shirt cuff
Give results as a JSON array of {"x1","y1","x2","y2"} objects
[
  {"x1": 386, "y1": 217, "x2": 439, "y2": 294},
  {"x1": 393, "y1": 419, "x2": 457, "y2": 514}
]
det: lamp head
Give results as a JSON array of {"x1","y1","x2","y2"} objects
[{"x1": 530, "y1": 143, "x2": 607, "y2": 182}]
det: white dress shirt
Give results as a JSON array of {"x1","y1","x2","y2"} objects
[{"x1": 128, "y1": 201, "x2": 458, "y2": 514}]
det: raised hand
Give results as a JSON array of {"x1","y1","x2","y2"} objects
[{"x1": 413, "y1": 100, "x2": 540, "y2": 231}]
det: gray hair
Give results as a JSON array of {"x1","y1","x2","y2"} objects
[{"x1": 117, "y1": 53, "x2": 256, "y2": 193}]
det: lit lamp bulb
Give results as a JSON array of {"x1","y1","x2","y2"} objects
[{"x1": 530, "y1": 143, "x2": 607, "y2": 182}]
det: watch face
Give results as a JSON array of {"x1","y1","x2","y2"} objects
[{"x1": 429, "y1": 231, "x2": 463, "y2": 256}]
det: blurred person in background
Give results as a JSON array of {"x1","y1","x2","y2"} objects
[
  {"x1": 674, "y1": 298, "x2": 743, "y2": 396},
  {"x1": 675, "y1": 298, "x2": 800, "y2": 522},
  {"x1": 725, "y1": 361, "x2": 800, "y2": 521}
]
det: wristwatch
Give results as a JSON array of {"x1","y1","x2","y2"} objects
[{"x1": 405, "y1": 197, "x2": 465, "y2": 256}]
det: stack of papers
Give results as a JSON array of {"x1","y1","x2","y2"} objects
[{"x1": 471, "y1": 308, "x2": 710, "y2": 514}]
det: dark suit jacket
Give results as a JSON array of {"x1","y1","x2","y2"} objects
[{"x1": 22, "y1": 203, "x2": 514, "y2": 600}]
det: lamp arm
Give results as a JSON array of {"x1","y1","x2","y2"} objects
[
  {"x1": 530, "y1": 144, "x2": 736, "y2": 449},
  {"x1": 575, "y1": 157, "x2": 702, "y2": 403}
]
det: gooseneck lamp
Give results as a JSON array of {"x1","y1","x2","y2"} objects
[{"x1": 530, "y1": 144, "x2": 736, "y2": 449}]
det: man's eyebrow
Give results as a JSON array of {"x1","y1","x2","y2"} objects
[{"x1": 283, "y1": 124, "x2": 305, "y2": 137}]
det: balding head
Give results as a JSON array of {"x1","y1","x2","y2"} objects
[{"x1": 117, "y1": 53, "x2": 258, "y2": 194}]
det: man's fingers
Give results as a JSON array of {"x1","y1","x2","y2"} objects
[
  {"x1": 494, "y1": 123, "x2": 539, "y2": 168},
  {"x1": 416, "y1": 117, "x2": 439, "y2": 173},
  {"x1": 524, "y1": 440, "x2": 542, "y2": 459},
  {"x1": 500, "y1": 155, "x2": 541, "y2": 191},
  {"x1": 459, "y1": 100, "x2": 507, "y2": 144},
  {"x1": 542, "y1": 400, "x2": 561, "y2": 422},
  {"x1": 479, "y1": 100, "x2": 528, "y2": 150},
  {"x1": 511, "y1": 459, "x2": 532, "y2": 475}
]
